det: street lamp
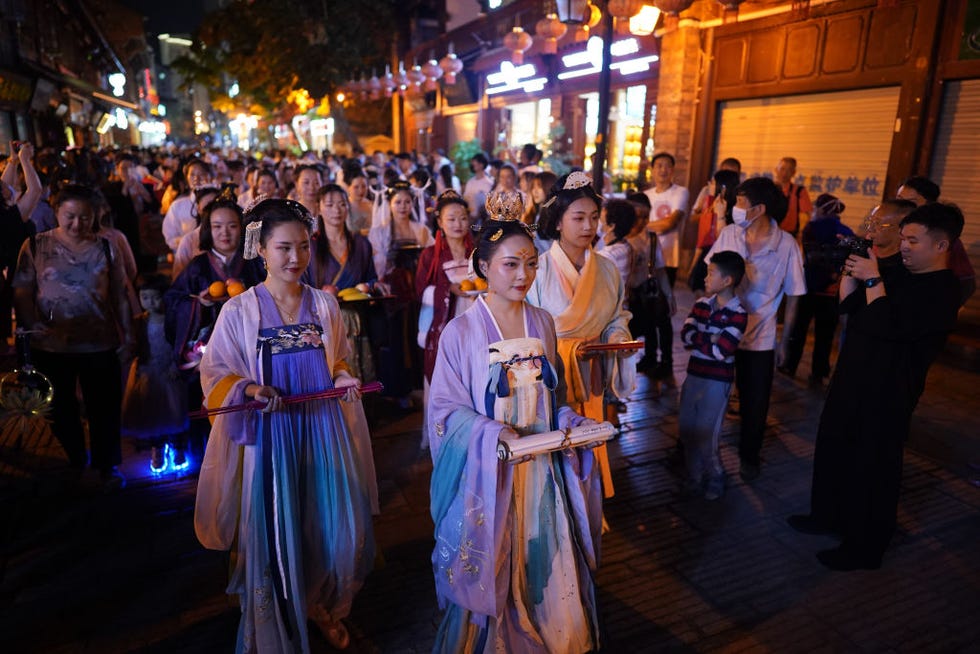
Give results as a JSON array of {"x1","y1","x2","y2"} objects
[{"x1": 555, "y1": 0, "x2": 590, "y2": 24}]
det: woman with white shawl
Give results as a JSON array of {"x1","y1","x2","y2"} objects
[
  {"x1": 526, "y1": 172, "x2": 635, "y2": 498},
  {"x1": 195, "y1": 199, "x2": 377, "y2": 652}
]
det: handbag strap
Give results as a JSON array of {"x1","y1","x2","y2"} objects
[{"x1": 647, "y1": 232, "x2": 658, "y2": 279}]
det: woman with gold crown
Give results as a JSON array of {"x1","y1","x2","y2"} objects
[
  {"x1": 428, "y1": 189, "x2": 603, "y2": 653},
  {"x1": 526, "y1": 172, "x2": 636, "y2": 501}
]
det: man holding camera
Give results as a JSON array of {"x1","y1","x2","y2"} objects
[{"x1": 789, "y1": 203, "x2": 963, "y2": 571}]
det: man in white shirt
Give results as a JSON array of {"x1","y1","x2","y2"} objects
[
  {"x1": 706, "y1": 176, "x2": 806, "y2": 481},
  {"x1": 462, "y1": 152, "x2": 494, "y2": 222},
  {"x1": 643, "y1": 152, "x2": 689, "y2": 379}
]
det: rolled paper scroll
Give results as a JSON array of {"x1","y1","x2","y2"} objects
[{"x1": 497, "y1": 421, "x2": 617, "y2": 462}]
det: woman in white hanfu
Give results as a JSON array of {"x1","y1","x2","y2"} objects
[
  {"x1": 195, "y1": 199, "x2": 378, "y2": 652},
  {"x1": 428, "y1": 196, "x2": 603, "y2": 653},
  {"x1": 526, "y1": 172, "x2": 635, "y2": 498}
]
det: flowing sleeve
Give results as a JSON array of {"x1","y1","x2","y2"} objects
[
  {"x1": 428, "y1": 317, "x2": 513, "y2": 619},
  {"x1": 194, "y1": 294, "x2": 256, "y2": 550},
  {"x1": 315, "y1": 289, "x2": 380, "y2": 514},
  {"x1": 368, "y1": 225, "x2": 388, "y2": 280}
]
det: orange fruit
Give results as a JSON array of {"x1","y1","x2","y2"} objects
[
  {"x1": 208, "y1": 281, "x2": 226, "y2": 297},
  {"x1": 227, "y1": 281, "x2": 246, "y2": 297},
  {"x1": 459, "y1": 279, "x2": 475, "y2": 292},
  {"x1": 473, "y1": 278, "x2": 488, "y2": 290}
]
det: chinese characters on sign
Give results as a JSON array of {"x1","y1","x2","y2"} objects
[{"x1": 745, "y1": 172, "x2": 882, "y2": 198}]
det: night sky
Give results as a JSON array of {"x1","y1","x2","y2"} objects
[{"x1": 117, "y1": 0, "x2": 207, "y2": 36}]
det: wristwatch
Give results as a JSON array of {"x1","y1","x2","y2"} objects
[{"x1": 864, "y1": 277, "x2": 882, "y2": 288}]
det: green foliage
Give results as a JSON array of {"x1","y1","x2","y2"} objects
[
  {"x1": 449, "y1": 139, "x2": 485, "y2": 184},
  {"x1": 541, "y1": 123, "x2": 574, "y2": 178},
  {"x1": 170, "y1": 0, "x2": 398, "y2": 115}
]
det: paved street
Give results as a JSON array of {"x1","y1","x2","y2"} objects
[{"x1": 2, "y1": 289, "x2": 979, "y2": 653}]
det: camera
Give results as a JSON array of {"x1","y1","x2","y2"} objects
[{"x1": 805, "y1": 235, "x2": 873, "y2": 270}]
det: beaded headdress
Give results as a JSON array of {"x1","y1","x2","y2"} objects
[
  {"x1": 540, "y1": 171, "x2": 594, "y2": 209},
  {"x1": 242, "y1": 196, "x2": 315, "y2": 260}
]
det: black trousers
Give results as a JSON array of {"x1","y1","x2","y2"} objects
[
  {"x1": 32, "y1": 349, "x2": 122, "y2": 472},
  {"x1": 783, "y1": 294, "x2": 839, "y2": 378},
  {"x1": 734, "y1": 348, "x2": 775, "y2": 466}
]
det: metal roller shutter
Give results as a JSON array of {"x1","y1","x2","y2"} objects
[
  {"x1": 714, "y1": 87, "x2": 901, "y2": 233},
  {"x1": 929, "y1": 79, "x2": 980, "y2": 327}
]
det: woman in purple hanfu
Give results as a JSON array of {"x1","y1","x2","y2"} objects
[
  {"x1": 427, "y1": 202, "x2": 604, "y2": 653},
  {"x1": 195, "y1": 199, "x2": 377, "y2": 652}
]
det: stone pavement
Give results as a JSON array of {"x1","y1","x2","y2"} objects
[{"x1": 2, "y1": 289, "x2": 979, "y2": 653}]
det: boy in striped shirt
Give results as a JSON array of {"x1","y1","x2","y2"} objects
[{"x1": 679, "y1": 250, "x2": 748, "y2": 499}]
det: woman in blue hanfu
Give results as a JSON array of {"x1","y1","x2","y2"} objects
[
  {"x1": 195, "y1": 198, "x2": 378, "y2": 652},
  {"x1": 427, "y1": 190, "x2": 604, "y2": 653}
]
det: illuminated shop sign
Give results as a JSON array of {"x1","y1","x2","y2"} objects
[
  {"x1": 485, "y1": 62, "x2": 548, "y2": 95},
  {"x1": 558, "y1": 36, "x2": 659, "y2": 81}
]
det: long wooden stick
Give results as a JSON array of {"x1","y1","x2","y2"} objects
[
  {"x1": 579, "y1": 340, "x2": 644, "y2": 354},
  {"x1": 189, "y1": 381, "x2": 384, "y2": 419}
]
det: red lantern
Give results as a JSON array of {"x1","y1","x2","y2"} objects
[
  {"x1": 503, "y1": 26, "x2": 533, "y2": 65},
  {"x1": 382, "y1": 65, "x2": 396, "y2": 98},
  {"x1": 421, "y1": 58, "x2": 443, "y2": 92},
  {"x1": 407, "y1": 61, "x2": 425, "y2": 88},
  {"x1": 653, "y1": 0, "x2": 694, "y2": 15},
  {"x1": 608, "y1": 0, "x2": 644, "y2": 19},
  {"x1": 535, "y1": 13, "x2": 568, "y2": 55},
  {"x1": 574, "y1": 3, "x2": 602, "y2": 42},
  {"x1": 368, "y1": 73, "x2": 382, "y2": 100},
  {"x1": 439, "y1": 44, "x2": 464, "y2": 85}
]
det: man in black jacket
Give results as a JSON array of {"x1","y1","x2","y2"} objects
[{"x1": 788, "y1": 203, "x2": 963, "y2": 571}]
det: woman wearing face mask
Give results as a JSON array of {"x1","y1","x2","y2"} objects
[
  {"x1": 428, "y1": 195, "x2": 602, "y2": 652},
  {"x1": 526, "y1": 172, "x2": 635, "y2": 500}
]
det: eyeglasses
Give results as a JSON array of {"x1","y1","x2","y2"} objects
[{"x1": 862, "y1": 215, "x2": 896, "y2": 231}]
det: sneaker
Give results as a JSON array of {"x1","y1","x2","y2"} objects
[
  {"x1": 704, "y1": 477, "x2": 725, "y2": 500},
  {"x1": 739, "y1": 460, "x2": 760, "y2": 482},
  {"x1": 100, "y1": 467, "x2": 126, "y2": 492},
  {"x1": 150, "y1": 447, "x2": 167, "y2": 474},
  {"x1": 171, "y1": 447, "x2": 188, "y2": 472}
]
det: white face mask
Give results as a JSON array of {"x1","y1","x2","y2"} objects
[{"x1": 732, "y1": 205, "x2": 751, "y2": 228}]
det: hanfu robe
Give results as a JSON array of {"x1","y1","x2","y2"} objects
[
  {"x1": 303, "y1": 233, "x2": 377, "y2": 381},
  {"x1": 526, "y1": 241, "x2": 635, "y2": 496},
  {"x1": 428, "y1": 299, "x2": 603, "y2": 653},
  {"x1": 194, "y1": 285, "x2": 378, "y2": 653},
  {"x1": 368, "y1": 219, "x2": 433, "y2": 397}
]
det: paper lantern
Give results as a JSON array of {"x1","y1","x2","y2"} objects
[
  {"x1": 503, "y1": 26, "x2": 533, "y2": 65},
  {"x1": 368, "y1": 73, "x2": 382, "y2": 100},
  {"x1": 653, "y1": 0, "x2": 695, "y2": 15},
  {"x1": 535, "y1": 13, "x2": 568, "y2": 55},
  {"x1": 407, "y1": 62, "x2": 425, "y2": 88},
  {"x1": 382, "y1": 65, "x2": 396, "y2": 98},
  {"x1": 421, "y1": 58, "x2": 443, "y2": 92},
  {"x1": 439, "y1": 44, "x2": 464, "y2": 85}
]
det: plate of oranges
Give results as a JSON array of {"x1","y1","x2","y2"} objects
[
  {"x1": 197, "y1": 279, "x2": 247, "y2": 303},
  {"x1": 458, "y1": 277, "x2": 488, "y2": 297}
]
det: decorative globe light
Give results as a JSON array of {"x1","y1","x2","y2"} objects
[{"x1": 439, "y1": 44, "x2": 464, "y2": 85}]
